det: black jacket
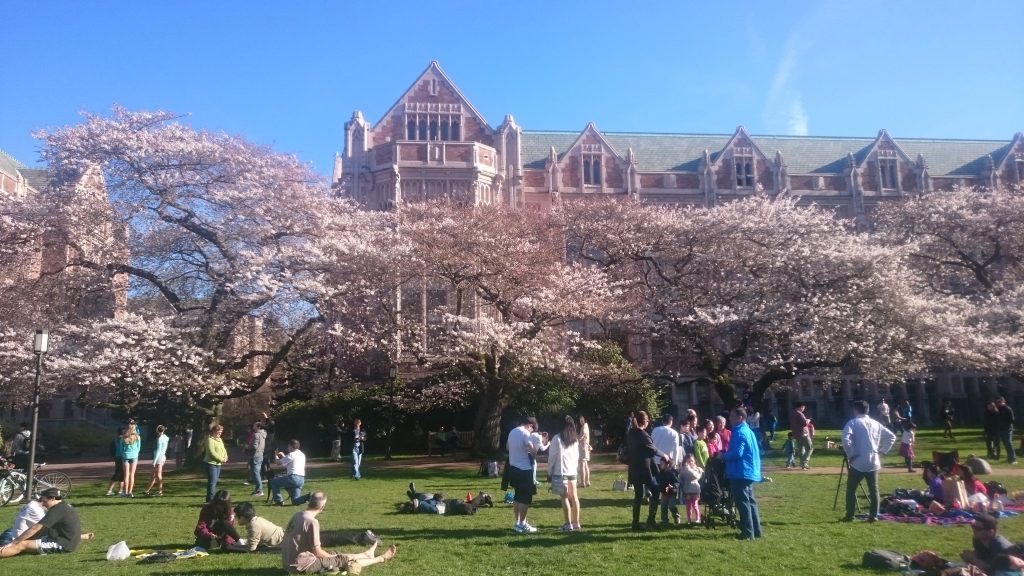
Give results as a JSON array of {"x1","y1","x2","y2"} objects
[{"x1": 626, "y1": 427, "x2": 660, "y2": 486}]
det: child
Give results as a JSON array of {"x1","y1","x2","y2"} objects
[
  {"x1": 783, "y1": 432, "x2": 796, "y2": 469},
  {"x1": 694, "y1": 426, "x2": 710, "y2": 469},
  {"x1": 655, "y1": 458, "x2": 681, "y2": 525},
  {"x1": 899, "y1": 421, "x2": 917, "y2": 472},
  {"x1": 679, "y1": 454, "x2": 703, "y2": 525}
]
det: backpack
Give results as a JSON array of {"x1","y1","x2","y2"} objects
[{"x1": 862, "y1": 549, "x2": 910, "y2": 570}]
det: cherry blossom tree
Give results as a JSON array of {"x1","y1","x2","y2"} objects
[
  {"x1": 389, "y1": 201, "x2": 626, "y2": 454},
  {"x1": 21, "y1": 108, "x2": 382, "y2": 421},
  {"x1": 560, "y1": 195, "x2": 940, "y2": 410},
  {"x1": 873, "y1": 185, "x2": 1024, "y2": 378}
]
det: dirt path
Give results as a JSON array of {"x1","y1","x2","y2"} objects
[{"x1": 40, "y1": 455, "x2": 1024, "y2": 485}]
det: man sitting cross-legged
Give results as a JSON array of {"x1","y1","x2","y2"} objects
[
  {"x1": 283, "y1": 490, "x2": 396, "y2": 574},
  {"x1": 0, "y1": 488, "x2": 94, "y2": 558}
]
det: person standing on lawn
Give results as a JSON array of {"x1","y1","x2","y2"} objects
[
  {"x1": 651, "y1": 414, "x2": 682, "y2": 467},
  {"x1": 840, "y1": 400, "x2": 896, "y2": 522},
  {"x1": 507, "y1": 416, "x2": 541, "y2": 533},
  {"x1": 876, "y1": 397, "x2": 891, "y2": 427},
  {"x1": 995, "y1": 397, "x2": 1017, "y2": 464},
  {"x1": 248, "y1": 422, "x2": 267, "y2": 497},
  {"x1": 143, "y1": 424, "x2": 169, "y2": 496},
  {"x1": 627, "y1": 411, "x2": 671, "y2": 531},
  {"x1": 351, "y1": 418, "x2": 367, "y2": 480},
  {"x1": 941, "y1": 399, "x2": 956, "y2": 439},
  {"x1": 790, "y1": 402, "x2": 813, "y2": 470},
  {"x1": 984, "y1": 401, "x2": 1001, "y2": 459},
  {"x1": 724, "y1": 407, "x2": 762, "y2": 540},
  {"x1": 205, "y1": 424, "x2": 229, "y2": 502}
]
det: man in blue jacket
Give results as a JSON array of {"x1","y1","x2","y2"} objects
[{"x1": 724, "y1": 407, "x2": 762, "y2": 540}]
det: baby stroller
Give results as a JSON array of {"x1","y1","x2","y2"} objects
[{"x1": 700, "y1": 455, "x2": 736, "y2": 529}]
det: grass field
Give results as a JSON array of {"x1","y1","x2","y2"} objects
[{"x1": 1, "y1": 427, "x2": 1022, "y2": 575}]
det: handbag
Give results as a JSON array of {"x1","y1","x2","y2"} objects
[{"x1": 612, "y1": 476, "x2": 628, "y2": 492}]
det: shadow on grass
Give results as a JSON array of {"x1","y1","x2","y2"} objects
[{"x1": 155, "y1": 569, "x2": 283, "y2": 576}]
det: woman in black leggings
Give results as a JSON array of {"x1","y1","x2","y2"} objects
[{"x1": 626, "y1": 411, "x2": 670, "y2": 531}]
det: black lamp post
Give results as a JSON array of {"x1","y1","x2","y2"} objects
[
  {"x1": 385, "y1": 364, "x2": 398, "y2": 460},
  {"x1": 27, "y1": 329, "x2": 48, "y2": 497}
]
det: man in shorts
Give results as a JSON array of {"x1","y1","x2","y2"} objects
[
  {"x1": 282, "y1": 491, "x2": 395, "y2": 573},
  {"x1": 0, "y1": 488, "x2": 91, "y2": 558},
  {"x1": 507, "y1": 416, "x2": 541, "y2": 533}
]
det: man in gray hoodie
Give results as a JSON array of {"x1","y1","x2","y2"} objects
[{"x1": 249, "y1": 423, "x2": 268, "y2": 497}]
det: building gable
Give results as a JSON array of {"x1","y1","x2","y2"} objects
[{"x1": 371, "y1": 61, "x2": 492, "y2": 147}]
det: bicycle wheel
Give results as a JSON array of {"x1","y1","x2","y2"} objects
[
  {"x1": 35, "y1": 472, "x2": 72, "y2": 497},
  {"x1": 0, "y1": 476, "x2": 15, "y2": 505},
  {"x1": 1, "y1": 473, "x2": 26, "y2": 505}
]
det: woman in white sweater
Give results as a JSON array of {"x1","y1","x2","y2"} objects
[{"x1": 548, "y1": 415, "x2": 582, "y2": 532}]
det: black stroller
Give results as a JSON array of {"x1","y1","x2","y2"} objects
[{"x1": 700, "y1": 455, "x2": 737, "y2": 529}]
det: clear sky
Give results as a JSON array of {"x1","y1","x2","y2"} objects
[{"x1": 3, "y1": 0, "x2": 1022, "y2": 177}]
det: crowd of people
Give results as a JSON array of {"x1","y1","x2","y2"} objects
[{"x1": 4, "y1": 397, "x2": 1024, "y2": 572}]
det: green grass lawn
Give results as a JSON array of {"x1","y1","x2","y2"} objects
[{"x1": 1, "y1": 427, "x2": 1022, "y2": 575}]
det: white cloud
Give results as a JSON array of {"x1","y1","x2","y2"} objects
[
  {"x1": 788, "y1": 98, "x2": 809, "y2": 136},
  {"x1": 762, "y1": 32, "x2": 810, "y2": 136}
]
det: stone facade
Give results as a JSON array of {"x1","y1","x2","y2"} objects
[{"x1": 335, "y1": 62, "x2": 1024, "y2": 427}]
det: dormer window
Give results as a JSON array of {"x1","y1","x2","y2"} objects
[
  {"x1": 582, "y1": 144, "x2": 602, "y2": 186},
  {"x1": 1015, "y1": 154, "x2": 1024, "y2": 183},
  {"x1": 878, "y1": 150, "x2": 899, "y2": 189},
  {"x1": 734, "y1": 147, "x2": 755, "y2": 188}
]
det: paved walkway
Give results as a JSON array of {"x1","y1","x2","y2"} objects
[{"x1": 39, "y1": 455, "x2": 1024, "y2": 485}]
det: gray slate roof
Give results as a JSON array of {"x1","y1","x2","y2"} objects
[
  {"x1": 522, "y1": 131, "x2": 1014, "y2": 177},
  {"x1": 0, "y1": 149, "x2": 25, "y2": 178}
]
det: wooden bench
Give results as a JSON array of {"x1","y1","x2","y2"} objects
[{"x1": 427, "y1": 430, "x2": 474, "y2": 456}]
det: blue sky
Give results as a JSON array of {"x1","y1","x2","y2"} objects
[{"x1": 3, "y1": 0, "x2": 1022, "y2": 177}]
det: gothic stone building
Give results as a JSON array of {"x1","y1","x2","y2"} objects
[{"x1": 333, "y1": 61, "x2": 1024, "y2": 428}]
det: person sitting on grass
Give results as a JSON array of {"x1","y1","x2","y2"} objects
[
  {"x1": 0, "y1": 488, "x2": 94, "y2": 558},
  {"x1": 283, "y1": 491, "x2": 396, "y2": 574},
  {"x1": 195, "y1": 489, "x2": 243, "y2": 550},
  {"x1": 961, "y1": 513, "x2": 1016, "y2": 573},
  {"x1": 921, "y1": 462, "x2": 944, "y2": 504},
  {"x1": 230, "y1": 502, "x2": 284, "y2": 552}
]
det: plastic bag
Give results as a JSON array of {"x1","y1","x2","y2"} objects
[{"x1": 106, "y1": 540, "x2": 131, "y2": 561}]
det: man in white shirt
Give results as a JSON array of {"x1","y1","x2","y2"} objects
[
  {"x1": 271, "y1": 439, "x2": 309, "y2": 506},
  {"x1": 651, "y1": 415, "x2": 682, "y2": 467},
  {"x1": 506, "y1": 416, "x2": 541, "y2": 533},
  {"x1": 876, "y1": 398, "x2": 891, "y2": 427},
  {"x1": 841, "y1": 400, "x2": 896, "y2": 522}
]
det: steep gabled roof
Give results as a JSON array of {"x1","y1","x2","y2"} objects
[
  {"x1": 554, "y1": 123, "x2": 623, "y2": 162},
  {"x1": 0, "y1": 149, "x2": 25, "y2": 177},
  {"x1": 372, "y1": 61, "x2": 490, "y2": 130},
  {"x1": 522, "y1": 131, "x2": 1015, "y2": 177}
]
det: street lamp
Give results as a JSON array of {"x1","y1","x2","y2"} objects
[{"x1": 27, "y1": 329, "x2": 48, "y2": 497}]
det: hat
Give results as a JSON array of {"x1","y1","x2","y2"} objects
[
  {"x1": 974, "y1": 513, "x2": 998, "y2": 531},
  {"x1": 40, "y1": 488, "x2": 64, "y2": 500}
]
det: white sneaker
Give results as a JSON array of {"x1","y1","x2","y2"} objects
[
  {"x1": 520, "y1": 522, "x2": 538, "y2": 533},
  {"x1": 513, "y1": 523, "x2": 526, "y2": 533}
]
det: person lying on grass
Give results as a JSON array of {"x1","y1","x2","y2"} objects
[
  {"x1": 401, "y1": 482, "x2": 494, "y2": 515},
  {"x1": 0, "y1": 488, "x2": 94, "y2": 558},
  {"x1": 283, "y1": 490, "x2": 396, "y2": 574}
]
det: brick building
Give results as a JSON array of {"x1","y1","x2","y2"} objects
[
  {"x1": 0, "y1": 150, "x2": 125, "y2": 432},
  {"x1": 335, "y1": 62, "x2": 1024, "y2": 427}
]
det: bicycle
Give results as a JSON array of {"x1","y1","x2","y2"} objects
[{"x1": 0, "y1": 462, "x2": 72, "y2": 506}]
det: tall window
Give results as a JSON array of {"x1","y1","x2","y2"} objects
[
  {"x1": 734, "y1": 147, "x2": 755, "y2": 188},
  {"x1": 403, "y1": 102, "x2": 463, "y2": 142},
  {"x1": 1015, "y1": 155, "x2": 1024, "y2": 183},
  {"x1": 581, "y1": 144, "x2": 602, "y2": 186},
  {"x1": 583, "y1": 155, "x2": 601, "y2": 185},
  {"x1": 878, "y1": 150, "x2": 899, "y2": 189}
]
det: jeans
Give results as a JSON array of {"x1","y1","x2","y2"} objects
[
  {"x1": 250, "y1": 455, "x2": 263, "y2": 491},
  {"x1": 729, "y1": 479, "x2": 762, "y2": 539},
  {"x1": 796, "y1": 436, "x2": 813, "y2": 467},
  {"x1": 352, "y1": 448, "x2": 363, "y2": 479},
  {"x1": 846, "y1": 467, "x2": 880, "y2": 519},
  {"x1": 205, "y1": 463, "x2": 221, "y2": 502},
  {"x1": 271, "y1": 473, "x2": 306, "y2": 504},
  {"x1": 0, "y1": 528, "x2": 14, "y2": 546},
  {"x1": 1001, "y1": 429, "x2": 1017, "y2": 463}
]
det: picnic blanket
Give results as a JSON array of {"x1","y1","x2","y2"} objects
[{"x1": 874, "y1": 509, "x2": 1018, "y2": 526}]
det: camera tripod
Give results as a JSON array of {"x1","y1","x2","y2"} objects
[{"x1": 832, "y1": 455, "x2": 869, "y2": 511}]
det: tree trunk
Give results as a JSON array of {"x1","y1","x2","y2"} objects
[
  {"x1": 471, "y1": 378, "x2": 509, "y2": 458},
  {"x1": 187, "y1": 402, "x2": 222, "y2": 463},
  {"x1": 710, "y1": 373, "x2": 740, "y2": 410}
]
